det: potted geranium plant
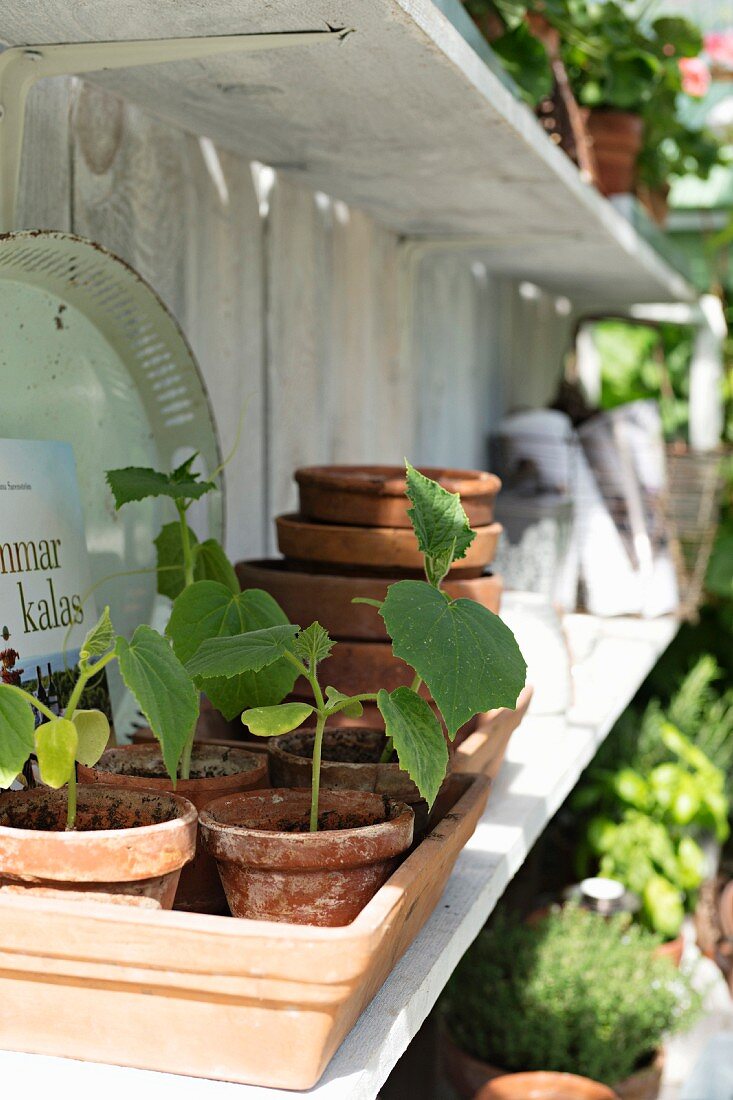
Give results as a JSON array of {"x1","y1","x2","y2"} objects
[
  {"x1": 439, "y1": 903, "x2": 700, "y2": 1099},
  {"x1": 194, "y1": 465, "x2": 527, "y2": 925},
  {"x1": 81, "y1": 456, "x2": 287, "y2": 911},
  {"x1": 0, "y1": 608, "x2": 198, "y2": 907},
  {"x1": 562, "y1": 6, "x2": 704, "y2": 195}
]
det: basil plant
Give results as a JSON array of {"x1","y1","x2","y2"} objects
[
  {"x1": 186, "y1": 464, "x2": 528, "y2": 832},
  {"x1": 0, "y1": 608, "x2": 199, "y2": 829}
]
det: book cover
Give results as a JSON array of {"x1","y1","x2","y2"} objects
[{"x1": 0, "y1": 438, "x2": 110, "y2": 718}]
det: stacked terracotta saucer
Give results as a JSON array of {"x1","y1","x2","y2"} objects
[{"x1": 237, "y1": 465, "x2": 504, "y2": 735}]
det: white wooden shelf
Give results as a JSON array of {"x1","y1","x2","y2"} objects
[
  {"x1": 3, "y1": 0, "x2": 694, "y2": 307},
  {"x1": 0, "y1": 612, "x2": 678, "y2": 1099}
]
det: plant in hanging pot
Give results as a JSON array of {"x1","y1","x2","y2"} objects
[
  {"x1": 562, "y1": 6, "x2": 705, "y2": 196},
  {"x1": 439, "y1": 903, "x2": 700, "y2": 1100},
  {"x1": 0, "y1": 608, "x2": 199, "y2": 907},
  {"x1": 87, "y1": 456, "x2": 286, "y2": 911},
  {"x1": 194, "y1": 464, "x2": 527, "y2": 925}
]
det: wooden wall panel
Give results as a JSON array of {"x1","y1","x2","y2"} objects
[{"x1": 16, "y1": 76, "x2": 571, "y2": 567}]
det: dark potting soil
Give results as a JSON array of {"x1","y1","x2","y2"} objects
[
  {"x1": 274, "y1": 809, "x2": 387, "y2": 832},
  {"x1": 288, "y1": 729, "x2": 397, "y2": 765},
  {"x1": 0, "y1": 791, "x2": 176, "y2": 832},
  {"x1": 98, "y1": 746, "x2": 258, "y2": 780}
]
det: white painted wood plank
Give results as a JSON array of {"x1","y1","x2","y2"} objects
[
  {"x1": 265, "y1": 176, "x2": 335, "y2": 539},
  {"x1": 0, "y1": 615, "x2": 678, "y2": 1099},
  {"x1": 180, "y1": 139, "x2": 266, "y2": 560},
  {"x1": 15, "y1": 75, "x2": 72, "y2": 231},
  {"x1": 0, "y1": 0, "x2": 694, "y2": 305}
]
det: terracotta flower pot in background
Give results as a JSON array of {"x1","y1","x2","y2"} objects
[
  {"x1": 275, "y1": 513, "x2": 502, "y2": 576},
  {"x1": 78, "y1": 743, "x2": 268, "y2": 913},
  {"x1": 475, "y1": 1072, "x2": 619, "y2": 1099},
  {"x1": 235, "y1": 559, "x2": 503, "y2": 641},
  {"x1": 295, "y1": 465, "x2": 501, "y2": 528},
  {"x1": 586, "y1": 108, "x2": 644, "y2": 195},
  {"x1": 0, "y1": 786, "x2": 197, "y2": 908},
  {"x1": 440, "y1": 1027, "x2": 663, "y2": 1100},
  {"x1": 199, "y1": 788, "x2": 414, "y2": 926}
]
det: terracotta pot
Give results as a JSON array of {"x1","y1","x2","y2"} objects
[
  {"x1": 654, "y1": 934, "x2": 683, "y2": 968},
  {"x1": 78, "y1": 744, "x2": 268, "y2": 913},
  {"x1": 297, "y1": 638, "x2": 428, "y2": 699},
  {"x1": 236, "y1": 559, "x2": 503, "y2": 640},
  {"x1": 295, "y1": 464, "x2": 501, "y2": 528},
  {"x1": 0, "y1": 785, "x2": 197, "y2": 908},
  {"x1": 441, "y1": 1027, "x2": 663, "y2": 1100},
  {"x1": 200, "y1": 788, "x2": 414, "y2": 926},
  {"x1": 586, "y1": 109, "x2": 643, "y2": 196},
  {"x1": 475, "y1": 1072, "x2": 619, "y2": 1099},
  {"x1": 275, "y1": 513, "x2": 501, "y2": 576},
  {"x1": 636, "y1": 182, "x2": 669, "y2": 227},
  {"x1": 268, "y1": 727, "x2": 450, "y2": 839}
]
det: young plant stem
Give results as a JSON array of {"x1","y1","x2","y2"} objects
[
  {"x1": 176, "y1": 499, "x2": 195, "y2": 589},
  {"x1": 0, "y1": 683, "x2": 56, "y2": 723},
  {"x1": 66, "y1": 768, "x2": 77, "y2": 831},
  {"x1": 310, "y1": 710, "x2": 326, "y2": 833},
  {"x1": 179, "y1": 724, "x2": 196, "y2": 782}
]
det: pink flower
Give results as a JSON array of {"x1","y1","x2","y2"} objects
[
  {"x1": 705, "y1": 31, "x2": 733, "y2": 65},
  {"x1": 680, "y1": 56, "x2": 711, "y2": 97}
]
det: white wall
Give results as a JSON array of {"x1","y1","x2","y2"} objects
[{"x1": 17, "y1": 79, "x2": 574, "y2": 562}]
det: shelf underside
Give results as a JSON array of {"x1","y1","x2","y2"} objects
[{"x1": 3, "y1": 0, "x2": 694, "y2": 306}]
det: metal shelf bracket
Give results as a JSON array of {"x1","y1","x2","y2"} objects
[{"x1": 0, "y1": 27, "x2": 351, "y2": 230}]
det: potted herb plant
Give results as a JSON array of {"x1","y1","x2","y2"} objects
[
  {"x1": 0, "y1": 608, "x2": 198, "y2": 907},
  {"x1": 195, "y1": 464, "x2": 527, "y2": 925},
  {"x1": 81, "y1": 456, "x2": 285, "y2": 911},
  {"x1": 576, "y1": 722, "x2": 729, "y2": 955},
  {"x1": 439, "y1": 904, "x2": 700, "y2": 1100}
]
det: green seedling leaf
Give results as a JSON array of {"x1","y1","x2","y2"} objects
[
  {"x1": 72, "y1": 709, "x2": 110, "y2": 767},
  {"x1": 79, "y1": 606, "x2": 114, "y2": 664},
  {"x1": 167, "y1": 581, "x2": 298, "y2": 719},
  {"x1": 293, "y1": 622, "x2": 334, "y2": 667},
  {"x1": 116, "y1": 626, "x2": 198, "y2": 781},
  {"x1": 381, "y1": 580, "x2": 526, "y2": 737},
  {"x1": 0, "y1": 686, "x2": 36, "y2": 787},
  {"x1": 377, "y1": 687, "x2": 447, "y2": 808},
  {"x1": 186, "y1": 624, "x2": 299, "y2": 680},
  {"x1": 106, "y1": 459, "x2": 216, "y2": 508},
  {"x1": 36, "y1": 718, "x2": 78, "y2": 789},
  {"x1": 405, "y1": 462, "x2": 475, "y2": 584},
  {"x1": 241, "y1": 702, "x2": 314, "y2": 737},
  {"x1": 325, "y1": 686, "x2": 363, "y2": 718},
  {"x1": 194, "y1": 539, "x2": 239, "y2": 594},
  {"x1": 642, "y1": 873, "x2": 684, "y2": 941}
]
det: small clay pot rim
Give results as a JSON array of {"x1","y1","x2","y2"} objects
[
  {"x1": 0, "y1": 785, "x2": 197, "y2": 841},
  {"x1": 0, "y1": 785, "x2": 198, "y2": 881},
  {"x1": 295, "y1": 465, "x2": 501, "y2": 498},
  {"x1": 86, "y1": 744, "x2": 266, "y2": 793},
  {"x1": 200, "y1": 788, "x2": 414, "y2": 868},
  {"x1": 475, "y1": 1070, "x2": 619, "y2": 1099}
]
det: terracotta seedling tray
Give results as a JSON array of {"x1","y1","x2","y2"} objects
[
  {"x1": 0, "y1": 772, "x2": 489, "y2": 1089},
  {"x1": 275, "y1": 513, "x2": 502, "y2": 576},
  {"x1": 236, "y1": 558, "x2": 503, "y2": 640}
]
